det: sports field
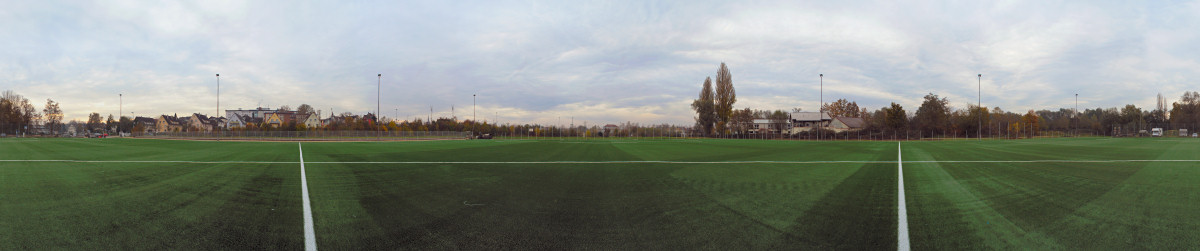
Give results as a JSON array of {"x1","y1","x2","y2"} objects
[{"x1": 1, "y1": 137, "x2": 1197, "y2": 249}]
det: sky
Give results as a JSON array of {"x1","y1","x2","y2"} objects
[{"x1": 2, "y1": 0, "x2": 1199, "y2": 125}]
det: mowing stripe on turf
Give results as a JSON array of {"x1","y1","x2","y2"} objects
[
  {"x1": 299, "y1": 143, "x2": 317, "y2": 251},
  {"x1": 897, "y1": 142, "x2": 910, "y2": 251}
]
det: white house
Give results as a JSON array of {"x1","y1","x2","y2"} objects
[{"x1": 787, "y1": 112, "x2": 831, "y2": 134}]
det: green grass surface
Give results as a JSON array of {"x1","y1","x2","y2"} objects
[
  {"x1": 902, "y1": 138, "x2": 1200, "y2": 249},
  {"x1": 1, "y1": 137, "x2": 1197, "y2": 249}
]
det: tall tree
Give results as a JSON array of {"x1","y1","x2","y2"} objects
[
  {"x1": 768, "y1": 110, "x2": 790, "y2": 133},
  {"x1": 1022, "y1": 110, "x2": 1041, "y2": 136},
  {"x1": 297, "y1": 104, "x2": 315, "y2": 115},
  {"x1": 43, "y1": 99, "x2": 62, "y2": 134},
  {"x1": 914, "y1": 93, "x2": 951, "y2": 133},
  {"x1": 822, "y1": 99, "x2": 862, "y2": 118},
  {"x1": 882, "y1": 102, "x2": 907, "y2": 131},
  {"x1": 87, "y1": 112, "x2": 102, "y2": 132},
  {"x1": 729, "y1": 108, "x2": 753, "y2": 134},
  {"x1": 106, "y1": 114, "x2": 116, "y2": 133},
  {"x1": 691, "y1": 77, "x2": 716, "y2": 136},
  {"x1": 714, "y1": 63, "x2": 735, "y2": 135}
]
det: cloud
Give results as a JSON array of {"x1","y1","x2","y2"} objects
[{"x1": 2, "y1": 0, "x2": 1199, "y2": 125}]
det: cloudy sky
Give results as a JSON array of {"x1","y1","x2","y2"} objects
[{"x1": 2, "y1": 0, "x2": 1198, "y2": 125}]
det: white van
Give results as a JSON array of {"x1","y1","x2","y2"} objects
[{"x1": 1151, "y1": 128, "x2": 1163, "y2": 137}]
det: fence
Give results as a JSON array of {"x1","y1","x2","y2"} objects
[{"x1": 132, "y1": 130, "x2": 469, "y2": 141}]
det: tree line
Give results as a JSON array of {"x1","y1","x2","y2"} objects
[{"x1": 685, "y1": 69, "x2": 1200, "y2": 138}]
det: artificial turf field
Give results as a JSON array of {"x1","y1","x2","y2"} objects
[{"x1": 1, "y1": 137, "x2": 1198, "y2": 249}]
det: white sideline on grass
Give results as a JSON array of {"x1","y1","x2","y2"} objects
[
  {"x1": 299, "y1": 143, "x2": 317, "y2": 251},
  {"x1": 4, "y1": 159, "x2": 1200, "y2": 164},
  {"x1": 897, "y1": 142, "x2": 910, "y2": 251}
]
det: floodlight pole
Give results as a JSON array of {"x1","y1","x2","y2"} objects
[
  {"x1": 473, "y1": 94, "x2": 477, "y2": 138},
  {"x1": 119, "y1": 93, "x2": 122, "y2": 134},
  {"x1": 216, "y1": 74, "x2": 220, "y2": 141},
  {"x1": 377, "y1": 74, "x2": 381, "y2": 141},
  {"x1": 1075, "y1": 93, "x2": 1078, "y2": 137},
  {"x1": 978, "y1": 74, "x2": 982, "y2": 141},
  {"x1": 819, "y1": 73, "x2": 823, "y2": 141}
]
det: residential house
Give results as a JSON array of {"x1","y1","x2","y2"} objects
[
  {"x1": 787, "y1": 112, "x2": 831, "y2": 134},
  {"x1": 297, "y1": 113, "x2": 323, "y2": 128},
  {"x1": 828, "y1": 117, "x2": 865, "y2": 132},
  {"x1": 133, "y1": 117, "x2": 156, "y2": 133},
  {"x1": 226, "y1": 115, "x2": 247, "y2": 128},
  {"x1": 156, "y1": 114, "x2": 185, "y2": 132},
  {"x1": 188, "y1": 113, "x2": 223, "y2": 131},
  {"x1": 225, "y1": 107, "x2": 276, "y2": 128},
  {"x1": 263, "y1": 111, "x2": 297, "y2": 128}
]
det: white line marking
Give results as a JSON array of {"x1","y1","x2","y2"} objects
[
  {"x1": 897, "y1": 142, "x2": 910, "y2": 251},
  {"x1": 3, "y1": 159, "x2": 1200, "y2": 164},
  {"x1": 299, "y1": 143, "x2": 317, "y2": 251}
]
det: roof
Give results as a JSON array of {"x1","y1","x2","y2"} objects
[
  {"x1": 159, "y1": 115, "x2": 184, "y2": 125},
  {"x1": 790, "y1": 112, "x2": 831, "y2": 122},
  {"x1": 834, "y1": 117, "x2": 865, "y2": 128},
  {"x1": 752, "y1": 119, "x2": 772, "y2": 123},
  {"x1": 134, "y1": 117, "x2": 156, "y2": 124},
  {"x1": 604, "y1": 124, "x2": 619, "y2": 128},
  {"x1": 242, "y1": 115, "x2": 263, "y2": 123}
]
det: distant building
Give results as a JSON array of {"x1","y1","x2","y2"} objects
[
  {"x1": 187, "y1": 113, "x2": 223, "y2": 131},
  {"x1": 156, "y1": 114, "x2": 185, "y2": 132},
  {"x1": 788, "y1": 112, "x2": 831, "y2": 134},
  {"x1": 603, "y1": 124, "x2": 619, "y2": 136},
  {"x1": 750, "y1": 118, "x2": 790, "y2": 134},
  {"x1": 226, "y1": 108, "x2": 276, "y2": 128},
  {"x1": 264, "y1": 111, "x2": 297, "y2": 128},
  {"x1": 297, "y1": 113, "x2": 323, "y2": 128},
  {"x1": 133, "y1": 117, "x2": 156, "y2": 133},
  {"x1": 828, "y1": 117, "x2": 865, "y2": 132}
]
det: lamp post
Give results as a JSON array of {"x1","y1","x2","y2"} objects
[
  {"x1": 216, "y1": 74, "x2": 220, "y2": 141},
  {"x1": 978, "y1": 74, "x2": 982, "y2": 141},
  {"x1": 377, "y1": 74, "x2": 381, "y2": 140},
  {"x1": 473, "y1": 94, "x2": 477, "y2": 138},
  {"x1": 119, "y1": 93, "x2": 122, "y2": 134}
]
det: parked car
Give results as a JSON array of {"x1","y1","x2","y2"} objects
[{"x1": 477, "y1": 133, "x2": 493, "y2": 139}]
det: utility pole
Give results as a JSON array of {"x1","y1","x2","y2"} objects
[
  {"x1": 473, "y1": 94, "x2": 477, "y2": 138},
  {"x1": 377, "y1": 74, "x2": 381, "y2": 140},
  {"x1": 216, "y1": 74, "x2": 220, "y2": 141}
]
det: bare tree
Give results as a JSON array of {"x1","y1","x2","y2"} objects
[{"x1": 297, "y1": 104, "x2": 315, "y2": 115}]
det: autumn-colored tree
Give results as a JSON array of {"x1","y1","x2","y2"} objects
[
  {"x1": 691, "y1": 77, "x2": 716, "y2": 136},
  {"x1": 1021, "y1": 110, "x2": 1040, "y2": 136},
  {"x1": 822, "y1": 99, "x2": 862, "y2": 118},
  {"x1": 43, "y1": 99, "x2": 62, "y2": 134},
  {"x1": 714, "y1": 63, "x2": 735, "y2": 135}
]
